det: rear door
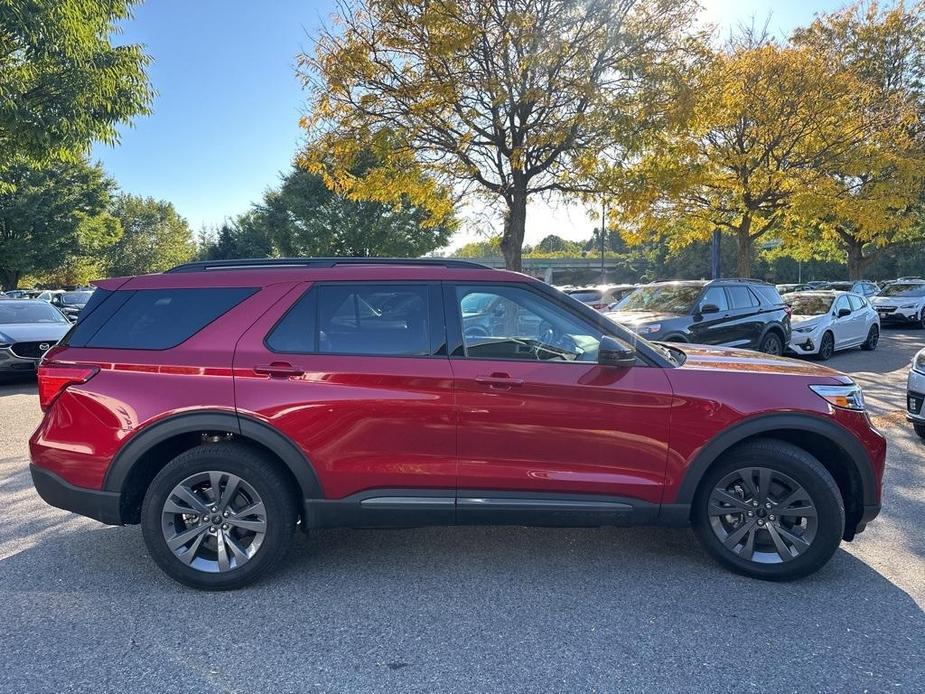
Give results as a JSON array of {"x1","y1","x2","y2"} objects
[
  {"x1": 233, "y1": 281, "x2": 457, "y2": 507},
  {"x1": 723, "y1": 285, "x2": 764, "y2": 348}
]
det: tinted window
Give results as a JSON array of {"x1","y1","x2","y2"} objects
[
  {"x1": 619, "y1": 284, "x2": 703, "y2": 314},
  {"x1": 85, "y1": 288, "x2": 255, "y2": 349},
  {"x1": 726, "y1": 285, "x2": 758, "y2": 309},
  {"x1": 700, "y1": 287, "x2": 729, "y2": 312},
  {"x1": 60, "y1": 291, "x2": 93, "y2": 306},
  {"x1": 751, "y1": 285, "x2": 783, "y2": 306},
  {"x1": 267, "y1": 284, "x2": 431, "y2": 356},
  {"x1": 456, "y1": 285, "x2": 602, "y2": 362}
]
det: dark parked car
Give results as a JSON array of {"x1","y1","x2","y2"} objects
[
  {"x1": 31, "y1": 258, "x2": 882, "y2": 589},
  {"x1": 823, "y1": 281, "x2": 880, "y2": 297},
  {"x1": 604, "y1": 279, "x2": 792, "y2": 354},
  {"x1": 0, "y1": 300, "x2": 71, "y2": 376},
  {"x1": 50, "y1": 290, "x2": 94, "y2": 321}
]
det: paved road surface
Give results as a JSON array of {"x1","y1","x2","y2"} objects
[{"x1": 0, "y1": 331, "x2": 922, "y2": 693}]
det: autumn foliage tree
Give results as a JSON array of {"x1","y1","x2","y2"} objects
[
  {"x1": 300, "y1": 0, "x2": 699, "y2": 270},
  {"x1": 611, "y1": 33, "x2": 884, "y2": 278},
  {"x1": 788, "y1": 1, "x2": 925, "y2": 279}
]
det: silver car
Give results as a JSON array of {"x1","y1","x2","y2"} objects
[
  {"x1": 908, "y1": 347, "x2": 925, "y2": 439},
  {"x1": 0, "y1": 300, "x2": 71, "y2": 376}
]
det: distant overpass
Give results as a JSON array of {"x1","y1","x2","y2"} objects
[{"x1": 450, "y1": 256, "x2": 623, "y2": 283}]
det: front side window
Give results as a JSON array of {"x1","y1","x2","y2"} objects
[
  {"x1": 834, "y1": 296, "x2": 851, "y2": 314},
  {"x1": 848, "y1": 294, "x2": 866, "y2": 311},
  {"x1": 700, "y1": 287, "x2": 729, "y2": 312},
  {"x1": 267, "y1": 284, "x2": 431, "y2": 356},
  {"x1": 455, "y1": 285, "x2": 601, "y2": 362}
]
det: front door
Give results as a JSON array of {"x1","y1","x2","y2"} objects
[
  {"x1": 446, "y1": 283, "x2": 674, "y2": 521},
  {"x1": 689, "y1": 285, "x2": 734, "y2": 346}
]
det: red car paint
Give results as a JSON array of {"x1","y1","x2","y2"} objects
[{"x1": 29, "y1": 263, "x2": 885, "y2": 532}]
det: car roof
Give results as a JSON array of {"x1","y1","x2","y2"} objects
[{"x1": 94, "y1": 258, "x2": 529, "y2": 291}]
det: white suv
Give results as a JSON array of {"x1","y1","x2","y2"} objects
[
  {"x1": 871, "y1": 281, "x2": 925, "y2": 327},
  {"x1": 784, "y1": 291, "x2": 880, "y2": 360}
]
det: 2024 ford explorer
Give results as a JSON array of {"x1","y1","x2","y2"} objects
[{"x1": 29, "y1": 259, "x2": 885, "y2": 590}]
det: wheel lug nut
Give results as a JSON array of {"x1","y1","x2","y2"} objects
[
  {"x1": 752, "y1": 500, "x2": 759, "y2": 507},
  {"x1": 222, "y1": 524, "x2": 229, "y2": 530},
  {"x1": 765, "y1": 502, "x2": 772, "y2": 509},
  {"x1": 747, "y1": 511, "x2": 754, "y2": 517},
  {"x1": 211, "y1": 506, "x2": 218, "y2": 513},
  {"x1": 223, "y1": 511, "x2": 229, "y2": 517},
  {"x1": 769, "y1": 515, "x2": 775, "y2": 521},
  {"x1": 757, "y1": 519, "x2": 765, "y2": 526}
]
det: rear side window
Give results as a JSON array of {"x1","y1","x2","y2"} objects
[
  {"x1": 751, "y1": 285, "x2": 784, "y2": 306},
  {"x1": 83, "y1": 288, "x2": 255, "y2": 349},
  {"x1": 267, "y1": 283, "x2": 433, "y2": 356},
  {"x1": 727, "y1": 285, "x2": 759, "y2": 309}
]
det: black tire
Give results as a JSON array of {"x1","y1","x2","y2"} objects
[
  {"x1": 692, "y1": 438, "x2": 844, "y2": 581},
  {"x1": 919, "y1": 309, "x2": 925, "y2": 330},
  {"x1": 860, "y1": 325, "x2": 879, "y2": 351},
  {"x1": 758, "y1": 332, "x2": 783, "y2": 356},
  {"x1": 915, "y1": 423, "x2": 925, "y2": 439},
  {"x1": 816, "y1": 331, "x2": 835, "y2": 361},
  {"x1": 141, "y1": 443, "x2": 297, "y2": 590}
]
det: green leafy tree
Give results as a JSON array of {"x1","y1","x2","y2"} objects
[
  {"x1": 259, "y1": 162, "x2": 456, "y2": 258},
  {"x1": 200, "y1": 212, "x2": 275, "y2": 260},
  {"x1": 0, "y1": 158, "x2": 117, "y2": 289},
  {"x1": 106, "y1": 194, "x2": 196, "y2": 275},
  {"x1": 0, "y1": 0, "x2": 153, "y2": 172}
]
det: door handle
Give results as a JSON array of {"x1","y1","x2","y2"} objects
[
  {"x1": 254, "y1": 361, "x2": 304, "y2": 378},
  {"x1": 474, "y1": 374, "x2": 524, "y2": 389}
]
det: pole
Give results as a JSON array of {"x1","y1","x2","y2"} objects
[
  {"x1": 601, "y1": 199, "x2": 606, "y2": 285},
  {"x1": 711, "y1": 229, "x2": 721, "y2": 279}
]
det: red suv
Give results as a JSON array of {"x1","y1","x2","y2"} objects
[{"x1": 29, "y1": 259, "x2": 885, "y2": 589}]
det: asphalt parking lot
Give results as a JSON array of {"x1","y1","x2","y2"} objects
[{"x1": 0, "y1": 332, "x2": 922, "y2": 693}]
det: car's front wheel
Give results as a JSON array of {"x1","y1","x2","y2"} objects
[
  {"x1": 816, "y1": 331, "x2": 835, "y2": 361},
  {"x1": 914, "y1": 423, "x2": 925, "y2": 439},
  {"x1": 693, "y1": 439, "x2": 844, "y2": 581},
  {"x1": 141, "y1": 443, "x2": 297, "y2": 590}
]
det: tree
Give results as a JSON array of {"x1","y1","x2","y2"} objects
[
  {"x1": 106, "y1": 195, "x2": 196, "y2": 276},
  {"x1": 613, "y1": 36, "x2": 881, "y2": 277},
  {"x1": 789, "y1": 1, "x2": 925, "y2": 279},
  {"x1": 200, "y1": 213, "x2": 275, "y2": 261},
  {"x1": 259, "y1": 161, "x2": 456, "y2": 258},
  {"x1": 0, "y1": 0, "x2": 153, "y2": 172},
  {"x1": 300, "y1": 0, "x2": 699, "y2": 270},
  {"x1": 0, "y1": 159, "x2": 117, "y2": 289}
]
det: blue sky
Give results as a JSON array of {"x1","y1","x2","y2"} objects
[{"x1": 93, "y1": 0, "x2": 846, "y2": 248}]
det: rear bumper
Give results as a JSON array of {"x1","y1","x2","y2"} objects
[{"x1": 30, "y1": 464, "x2": 122, "y2": 525}]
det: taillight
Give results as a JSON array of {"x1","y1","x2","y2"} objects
[{"x1": 37, "y1": 363, "x2": 99, "y2": 412}]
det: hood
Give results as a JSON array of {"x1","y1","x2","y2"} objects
[
  {"x1": 0, "y1": 322, "x2": 71, "y2": 343},
  {"x1": 604, "y1": 310, "x2": 683, "y2": 328},
  {"x1": 790, "y1": 314, "x2": 825, "y2": 330},
  {"x1": 674, "y1": 343, "x2": 848, "y2": 380},
  {"x1": 872, "y1": 295, "x2": 923, "y2": 306}
]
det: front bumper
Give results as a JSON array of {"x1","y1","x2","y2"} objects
[
  {"x1": 907, "y1": 368, "x2": 925, "y2": 423},
  {"x1": 0, "y1": 348, "x2": 38, "y2": 374},
  {"x1": 30, "y1": 464, "x2": 122, "y2": 525},
  {"x1": 875, "y1": 308, "x2": 919, "y2": 322},
  {"x1": 787, "y1": 332, "x2": 820, "y2": 355}
]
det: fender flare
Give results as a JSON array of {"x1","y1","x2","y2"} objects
[
  {"x1": 673, "y1": 412, "x2": 877, "y2": 507},
  {"x1": 103, "y1": 410, "x2": 324, "y2": 500},
  {"x1": 757, "y1": 323, "x2": 787, "y2": 348}
]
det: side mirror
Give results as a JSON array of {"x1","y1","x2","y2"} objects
[
  {"x1": 699, "y1": 303, "x2": 720, "y2": 314},
  {"x1": 598, "y1": 336, "x2": 636, "y2": 368},
  {"x1": 837, "y1": 307, "x2": 851, "y2": 317}
]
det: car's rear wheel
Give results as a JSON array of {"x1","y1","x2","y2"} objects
[
  {"x1": 816, "y1": 332, "x2": 835, "y2": 361},
  {"x1": 860, "y1": 325, "x2": 879, "y2": 351},
  {"x1": 758, "y1": 332, "x2": 783, "y2": 355},
  {"x1": 914, "y1": 423, "x2": 925, "y2": 439},
  {"x1": 693, "y1": 439, "x2": 844, "y2": 581},
  {"x1": 918, "y1": 309, "x2": 925, "y2": 329},
  {"x1": 141, "y1": 443, "x2": 297, "y2": 590}
]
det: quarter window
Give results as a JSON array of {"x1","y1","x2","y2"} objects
[{"x1": 455, "y1": 285, "x2": 601, "y2": 362}]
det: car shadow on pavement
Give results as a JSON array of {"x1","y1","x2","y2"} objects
[
  {"x1": 0, "y1": 376, "x2": 37, "y2": 397},
  {"x1": 0, "y1": 516, "x2": 922, "y2": 692}
]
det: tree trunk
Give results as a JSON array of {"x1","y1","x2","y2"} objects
[
  {"x1": 500, "y1": 189, "x2": 527, "y2": 272},
  {"x1": 735, "y1": 216, "x2": 753, "y2": 278},
  {"x1": 0, "y1": 269, "x2": 19, "y2": 291},
  {"x1": 845, "y1": 241, "x2": 873, "y2": 280}
]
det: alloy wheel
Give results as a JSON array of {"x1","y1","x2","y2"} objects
[
  {"x1": 819, "y1": 333, "x2": 834, "y2": 360},
  {"x1": 761, "y1": 334, "x2": 782, "y2": 355},
  {"x1": 160, "y1": 471, "x2": 267, "y2": 573},
  {"x1": 707, "y1": 466, "x2": 819, "y2": 564}
]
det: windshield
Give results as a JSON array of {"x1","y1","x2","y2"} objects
[
  {"x1": 879, "y1": 283, "x2": 925, "y2": 298},
  {"x1": 617, "y1": 284, "x2": 702, "y2": 314},
  {"x1": 566, "y1": 289, "x2": 603, "y2": 302},
  {"x1": 61, "y1": 291, "x2": 93, "y2": 306},
  {"x1": 0, "y1": 302, "x2": 68, "y2": 324},
  {"x1": 460, "y1": 292, "x2": 496, "y2": 315},
  {"x1": 825, "y1": 282, "x2": 853, "y2": 291},
  {"x1": 785, "y1": 294, "x2": 834, "y2": 315}
]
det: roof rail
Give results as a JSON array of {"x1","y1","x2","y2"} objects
[
  {"x1": 708, "y1": 277, "x2": 772, "y2": 285},
  {"x1": 165, "y1": 257, "x2": 491, "y2": 273}
]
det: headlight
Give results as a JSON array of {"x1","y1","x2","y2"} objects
[
  {"x1": 900, "y1": 303, "x2": 916, "y2": 309},
  {"x1": 634, "y1": 323, "x2": 661, "y2": 335},
  {"x1": 810, "y1": 384, "x2": 865, "y2": 411},
  {"x1": 793, "y1": 325, "x2": 818, "y2": 334},
  {"x1": 914, "y1": 350, "x2": 925, "y2": 374}
]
